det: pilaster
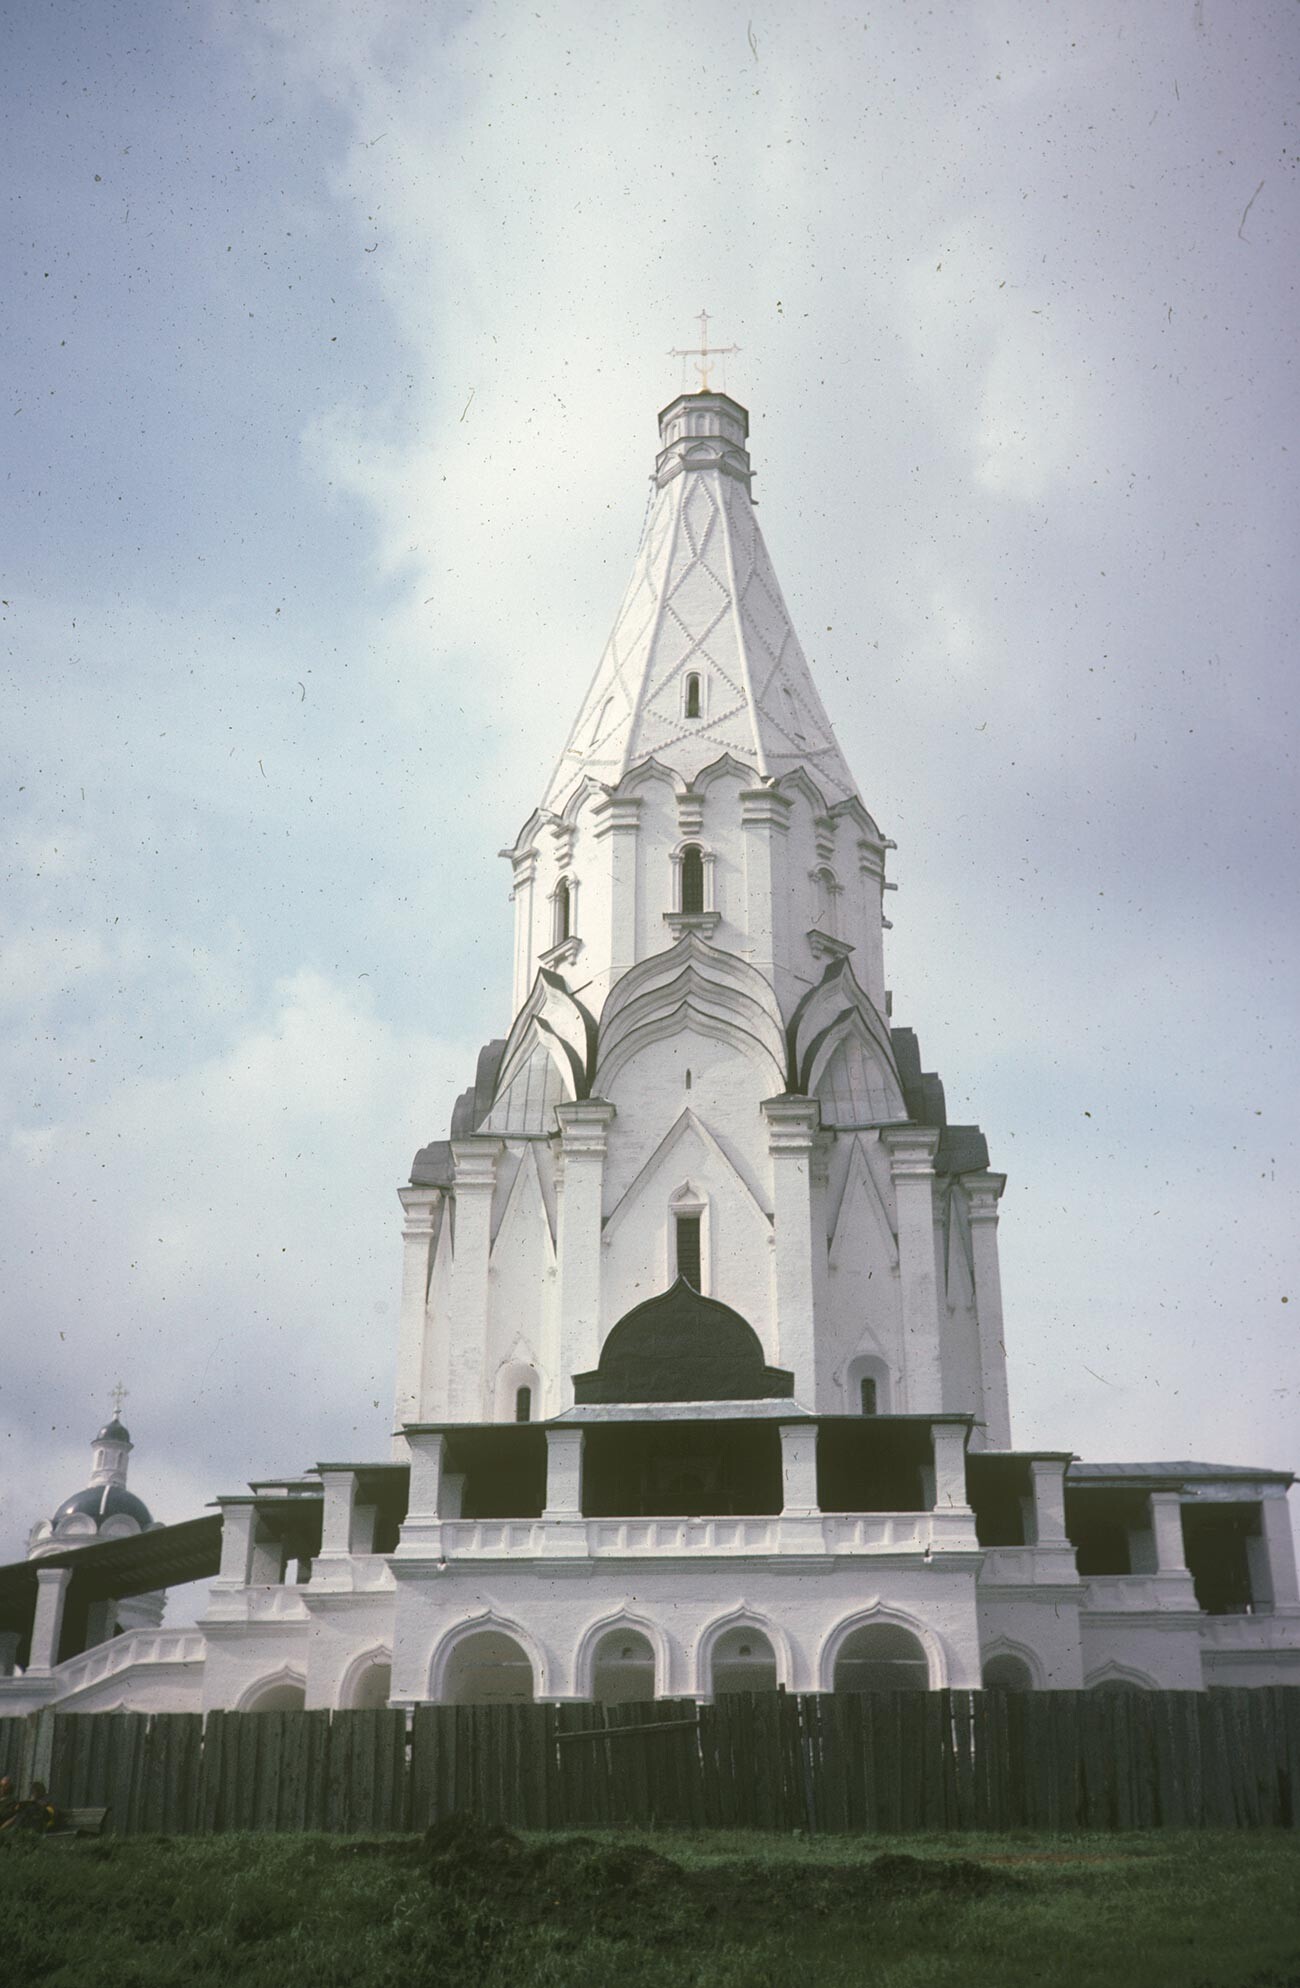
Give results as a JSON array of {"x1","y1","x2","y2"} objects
[
  {"x1": 592, "y1": 794, "x2": 641, "y2": 985},
  {"x1": 397, "y1": 1431, "x2": 446, "y2": 1557},
  {"x1": 554, "y1": 1101, "x2": 616, "y2": 1395},
  {"x1": 880, "y1": 1125, "x2": 943, "y2": 1415},
  {"x1": 778, "y1": 1422, "x2": 819, "y2": 1518},
  {"x1": 29, "y1": 1567, "x2": 73, "y2": 1670},
  {"x1": 395, "y1": 1186, "x2": 439, "y2": 1438},
  {"x1": 542, "y1": 1427, "x2": 589, "y2": 1558},
  {"x1": 1149, "y1": 1492, "x2": 1190, "y2": 1575},
  {"x1": 741, "y1": 787, "x2": 791, "y2": 985},
  {"x1": 1259, "y1": 1493, "x2": 1300, "y2": 1608},
  {"x1": 506, "y1": 847, "x2": 539, "y2": 1013},
  {"x1": 762, "y1": 1096, "x2": 821, "y2": 1405},
  {"x1": 214, "y1": 1503, "x2": 256, "y2": 1586},
  {"x1": 318, "y1": 1469, "x2": 375, "y2": 1558},
  {"x1": 931, "y1": 1421, "x2": 971, "y2": 1513},
  {"x1": 965, "y1": 1172, "x2": 1012, "y2": 1447},
  {"x1": 446, "y1": 1141, "x2": 502, "y2": 1420},
  {"x1": 1029, "y1": 1459, "x2": 1071, "y2": 1545}
]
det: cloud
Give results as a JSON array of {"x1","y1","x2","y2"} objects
[{"x1": 0, "y1": 954, "x2": 472, "y2": 1563}]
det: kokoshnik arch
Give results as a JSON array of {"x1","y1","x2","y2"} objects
[{"x1": 3, "y1": 388, "x2": 1297, "y2": 1713}]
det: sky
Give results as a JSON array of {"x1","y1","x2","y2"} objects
[{"x1": 2, "y1": 0, "x2": 1297, "y2": 1582}]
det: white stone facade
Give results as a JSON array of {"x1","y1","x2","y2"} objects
[{"x1": 4, "y1": 390, "x2": 1297, "y2": 1718}]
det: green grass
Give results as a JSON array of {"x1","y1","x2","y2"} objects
[{"x1": 0, "y1": 1826, "x2": 1296, "y2": 1988}]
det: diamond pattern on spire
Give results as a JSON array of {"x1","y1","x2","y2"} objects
[{"x1": 542, "y1": 430, "x2": 858, "y2": 811}]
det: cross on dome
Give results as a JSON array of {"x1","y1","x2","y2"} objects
[
  {"x1": 111, "y1": 1380, "x2": 129, "y2": 1418},
  {"x1": 669, "y1": 310, "x2": 740, "y2": 394}
]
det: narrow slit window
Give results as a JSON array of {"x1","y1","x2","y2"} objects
[
  {"x1": 685, "y1": 672, "x2": 702, "y2": 718},
  {"x1": 680, "y1": 846, "x2": 705, "y2": 915},
  {"x1": 515, "y1": 1385, "x2": 532, "y2": 1424},
  {"x1": 554, "y1": 879, "x2": 571, "y2": 943},
  {"x1": 859, "y1": 1377, "x2": 878, "y2": 1416},
  {"x1": 675, "y1": 1213, "x2": 702, "y2": 1290}
]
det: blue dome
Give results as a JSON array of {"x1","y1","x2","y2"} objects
[
  {"x1": 52, "y1": 1484, "x2": 153, "y2": 1530},
  {"x1": 94, "y1": 1418, "x2": 131, "y2": 1445}
]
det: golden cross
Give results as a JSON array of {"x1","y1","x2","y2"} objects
[
  {"x1": 111, "y1": 1380, "x2": 129, "y2": 1419},
  {"x1": 669, "y1": 310, "x2": 740, "y2": 393}
]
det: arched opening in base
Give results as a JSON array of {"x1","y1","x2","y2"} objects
[
  {"x1": 832, "y1": 1624, "x2": 929, "y2": 1693},
  {"x1": 350, "y1": 1661, "x2": 392, "y2": 1710},
  {"x1": 711, "y1": 1626, "x2": 778, "y2": 1697},
  {"x1": 982, "y1": 1653, "x2": 1033, "y2": 1692},
  {"x1": 243, "y1": 1678, "x2": 306, "y2": 1713},
  {"x1": 591, "y1": 1628, "x2": 655, "y2": 1706},
  {"x1": 443, "y1": 1630, "x2": 535, "y2": 1706}
]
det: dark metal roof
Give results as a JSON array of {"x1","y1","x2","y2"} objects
[
  {"x1": 410, "y1": 1138, "x2": 453, "y2": 1187},
  {"x1": 94, "y1": 1418, "x2": 131, "y2": 1444},
  {"x1": 52, "y1": 1484, "x2": 153, "y2": 1529},
  {"x1": 574, "y1": 1277, "x2": 794, "y2": 1404},
  {"x1": 0, "y1": 1514, "x2": 222, "y2": 1637},
  {"x1": 1068, "y1": 1461, "x2": 1294, "y2": 1488}
]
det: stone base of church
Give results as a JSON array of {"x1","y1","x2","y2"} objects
[{"x1": 5, "y1": 1557, "x2": 1300, "y2": 1717}]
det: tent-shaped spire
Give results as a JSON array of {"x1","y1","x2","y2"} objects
[{"x1": 542, "y1": 393, "x2": 860, "y2": 815}]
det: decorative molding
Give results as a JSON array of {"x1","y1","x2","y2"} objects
[
  {"x1": 807, "y1": 928, "x2": 854, "y2": 962},
  {"x1": 663, "y1": 909, "x2": 721, "y2": 938}
]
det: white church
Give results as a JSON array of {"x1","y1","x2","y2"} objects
[{"x1": 2, "y1": 385, "x2": 1297, "y2": 1714}]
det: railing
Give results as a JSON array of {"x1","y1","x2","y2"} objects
[
  {"x1": 980, "y1": 1545, "x2": 1081, "y2": 1585},
  {"x1": 431, "y1": 1511, "x2": 979, "y2": 1558},
  {"x1": 33, "y1": 1629, "x2": 205, "y2": 1699},
  {"x1": 1080, "y1": 1574, "x2": 1200, "y2": 1613}
]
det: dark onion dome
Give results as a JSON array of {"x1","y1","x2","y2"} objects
[
  {"x1": 52, "y1": 1483, "x2": 153, "y2": 1529},
  {"x1": 94, "y1": 1418, "x2": 131, "y2": 1445}
]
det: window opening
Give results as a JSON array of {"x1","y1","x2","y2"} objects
[
  {"x1": 675, "y1": 1213, "x2": 702, "y2": 1289},
  {"x1": 554, "y1": 879, "x2": 571, "y2": 944},
  {"x1": 685, "y1": 672, "x2": 702, "y2": 718},
  {"x1": 859, "y1": 1377, "x2": 878, "y2": 1416},
  {"x1": 515, "y1": 1386, "x2": 532, "y2": 1424},
  {"x1": 680, "y1": 846, "x2": 705, "y2": 915}
]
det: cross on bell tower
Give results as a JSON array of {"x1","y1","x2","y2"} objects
[{"x1": 669, "y1": 311, "x2": 740, "y2": 394}]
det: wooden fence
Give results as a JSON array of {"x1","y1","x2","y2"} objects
[{"x1": 3, "y1": 1689, "x2": 1298, "y2": 1836}]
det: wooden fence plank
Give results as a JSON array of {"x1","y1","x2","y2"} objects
[
  {"x1": 15, "y1": 1689, "x2": 1300, "y2": 1839},
  {"x1": 921, "y1": 1693, "x2": 946, "y2": 1830},
  {"x1": 1281, "y1": 1688, "x2": 1300, "y2": 1829},
  {"x1": 873, "y1": 1695, "x2": 901, "y2": 1832}
]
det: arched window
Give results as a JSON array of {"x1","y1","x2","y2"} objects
[
  {"x1": 845, "y1": 1355, "x2": 890, "y2": 1418},
  {"x1": 554, "y1": 878, "x2": 572, "y2": 944},
  {"x1": 685, "y1": 672, "x2": 702, "y2": 719},
  {"x1": 680, "y1": 845, "x2": 705, "y2": 915},
  {"x1": 675, "y1": 1213, "x2": 702, "y2": 1289},
  {"x1": 495, "y1": 1361, "x2": 540, "y2": 1425}
]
